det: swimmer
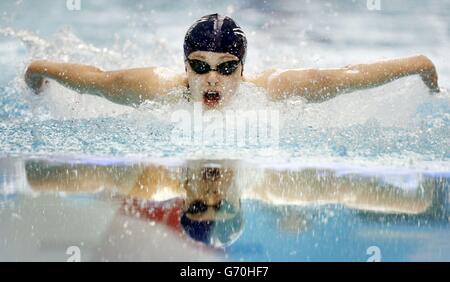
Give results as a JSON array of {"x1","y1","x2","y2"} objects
[
  {"x1": 25, "y1": 159, "x2": 441, "y2": 248},
  {"x1": 24, "y1": 13, "x2": 440, "y2": 109},
  {"x1": 25, "y1": 160, "x2": 244, "y2": 248}
]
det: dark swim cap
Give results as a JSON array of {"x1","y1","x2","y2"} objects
[
  {"x1": 184, "y1": 14, "x2": 247, "y2": 64},
  {"x1": 180, "y1": 211, "x2": 244, "y2": 248}
]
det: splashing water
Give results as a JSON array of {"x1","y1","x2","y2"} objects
[{"x1": 0, "y1": 0, "x2": 449, "y2": 172}]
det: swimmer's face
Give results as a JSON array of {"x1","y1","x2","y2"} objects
[
  {"x1": 182, "y1": 164, "x2": 240, "y2": 221},
  {"x1": 185, "y1": 51, "x2": 243, "y2": 109}
]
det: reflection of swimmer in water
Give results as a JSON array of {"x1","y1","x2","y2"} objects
[
  {"x1": 25, "y1": 160, "x2": 244, "y2": 248},
  {"x1": 24, "y1": 160, "x2": 441, "y2": 247},
  {"x1": 24, "y1": 14, "x2": 440, "y2": 109},
  {"x1": 126, "y1": 161, "x2": 244, "y2": 247}
]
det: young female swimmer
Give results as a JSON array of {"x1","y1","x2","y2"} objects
[{"x1": 25, "y1": 13, "x2": 440, "y2": 109}]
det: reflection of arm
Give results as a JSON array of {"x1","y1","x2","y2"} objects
[
  {"x1": 25, "y1": 161, "x2": 143, "y2": 194},
  {"x1": 253, "y1": 169, "x2": 434, "y2": 214},
  {"x1": 127, "y1": 165, "x2": 184, "y2": 199},
  {"x1": 25, "y1": 161, "x2": 185, "y2": 200}
]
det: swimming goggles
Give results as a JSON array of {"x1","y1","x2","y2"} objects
[
  {"x1": 187, "y1": 59, "x2": 240, "y2": 76},
  {"x1": 185, "y1": 200, "x2": 236, "y2": 215}
]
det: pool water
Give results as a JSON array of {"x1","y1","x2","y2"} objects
[
  {"x1": 0, "y1": 156, "x2": 449, "y2": 261},
  {"x1": 0, "y1": 0, "x2": 450, "y2": 261}
]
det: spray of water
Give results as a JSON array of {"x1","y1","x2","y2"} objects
[{"x1": 0, "y1": 26, "x2": 449, "y2": 169}]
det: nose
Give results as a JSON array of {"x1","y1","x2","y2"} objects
[
  {"x1": 206, "y1": 71, "x2": 219, "y2": 86},
  {"x1": 205, "y1": 196, "x2": 223, "y2": 207}
]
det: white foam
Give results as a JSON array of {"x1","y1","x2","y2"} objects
[{"x1": 35, "y1": 82, "x2": 133, "y2": 119}]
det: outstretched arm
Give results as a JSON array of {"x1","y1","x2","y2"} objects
[
  {"x1": 249, "y1": 55, "x2": 439, "y2": 102},
  {"x1": 25, "y1": 161, "x2": 143, "y2": 193},
  {"x1": 251, "y1": 168, "x2": 435, "y2": 214},
  {"x1": 24, "y1": 161, "x2": 184, "y2": 199},
  {"x1": 25, "y1": 60, "x2": 187, "y2": 106}
]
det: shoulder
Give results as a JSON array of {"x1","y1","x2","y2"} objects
[
  {"x1": 151, "y1": 67, "x2": 186, "y2": 82},
  {"x1": 117, "y1": 67, "x2": 186, "y2": 84},
  {"x1": 245, "y1": 68, "x2": 317, "y2": 88},
  {"x1": 244, "y1": 68, "x2": 279, "y2": 89},
  {"x1": 244, "y1": 68, "x2": 314, "y2": 99},
  {"x1": 112, "y1": 67, "x2": 187, "y2": 98}
]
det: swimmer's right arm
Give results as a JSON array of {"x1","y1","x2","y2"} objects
[
  {"x1": 24, "y1": 60, "x2": 187, "y2": 106},
  {"x1": 25, "y1": 161, "x2": 184, "y2": 199},
  {"x1": 25, "y1": 161, "x2": 144, "y2": 194}
]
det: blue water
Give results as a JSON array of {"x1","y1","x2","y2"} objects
[
  {"x1": 0, "y1": 157, "x2": 448, "y2": 261},
  {"x1": 233, "y1": 200, "x2": 449, "y2": 261}
]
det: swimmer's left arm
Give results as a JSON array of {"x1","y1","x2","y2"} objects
[
  {"x1": 252, "y1": 55, "x2": 439, "y2": 102},
  {"x1": 257, "y1": 169, "x2": 435, "y2": 214}
]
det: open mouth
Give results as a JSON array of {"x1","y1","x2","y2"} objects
[{"x1": 203, "y1": 91, "x2": 221, "y2": 107}]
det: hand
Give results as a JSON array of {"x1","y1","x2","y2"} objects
[
  {"x1": 421, "y1": 69, "x2": 440, "y2": 93},
  {"x1": 25, "y1": 60, "x2": 49, "y2": 94},
  {"x1": 418, "y1": 56, "x2": 440, "y2": 93}
]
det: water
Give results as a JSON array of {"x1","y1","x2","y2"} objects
[
  {"x1": 0, "y1": 0, "x2": 450, "y2": 261},
  {"x1": 0, "y1": 157, "x2": 449, "y2": 261}
]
